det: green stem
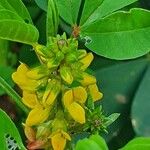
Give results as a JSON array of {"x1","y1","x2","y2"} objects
[{"x1": 0, "y1": 76, "x2": 29, "y2": 115}]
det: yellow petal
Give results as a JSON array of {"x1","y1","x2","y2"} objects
[
  {"x1": 80, "y1": 72, "x2": 96, "y2": 86},
  {"x1": 24, "y1": 124, "x2": 36, "y2": 142},
  {"x1": 26, "y1": 105, "x2": 50, "y2": 126},
  {"x1": 88, "y1": 84, "x2": 103, "y2": 102},
  {"x1": 63, "y1": 89, "x2": 73, "y2": 108},
  {"x1": 22, "y1": 91, "x2": 38, "y2": 108},
  {"x1": 42, "y1": 79, "x2": 61, "y2": 106},
  {"x1": 68, "y1": 102, "x2": 85, "y2": 124},
  {"x1": 79, "y1": 52, "x2": 94, "y2": 70},
  {"x1": 73, "y1": 86, "x2": 87, "y2": 104},
  {"x1": 60, "y1": 66, "x2": 73, "y2": 84},
  {"x1": 51, "y1": 132, "x2": 66, "y2": 150}
]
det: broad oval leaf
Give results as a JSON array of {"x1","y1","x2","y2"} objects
[
  {"x1": 131, "y1": 66, "x2": 150, "y2": 136},
  {"x1": 120, "y1": 137, "x2": 150, "y2": 150},
  {"x1": 0, "y1": 0, "x2": 33, "y2": 24},
  {"x1": 81, "y1": 8, "x2": 150, "y2": 60},
  {"x1": 0, "y1": 109, "x2": 26, "y2": 149},
  {"x1": 34, "y1": 0, "x2": 48, "y2": 11}
]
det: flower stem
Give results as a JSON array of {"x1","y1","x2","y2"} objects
[{"x1": 0, "y1": 76, "x2": 29, "y2": 114}]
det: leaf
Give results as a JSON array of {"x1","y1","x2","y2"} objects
[
  {"x1": 131, "y1": 65, "x2": 150, "y2": 136},
  {"x1": 89, "y1": 135, "x2": 109, "y2": 150},
  {"x1": 0, "y1": 109, "x2": 26, "y2": 150},
  {"x1": 120, "y1": 137, "x2": 150, "y2": 150},
  {"x1": 56, "y1": 0, "x2": 81, "y2": 25},
  {"x1": 34, "y1": 0, "x2": 48, "y2": 11},
  {"x1": 0, "y1": 0, "x2": 33, "y2": 24},
  {"x1": 80, "y1": 0, "x2": 138, "y2": 27},
  {"x1": 0, "y1": 19, "x2": 39, "y2": 44},
  {"x1": 81, "y1": 8, "x2": 150, "y2": 60},
  {"x1": 0, "y1": 66, "x2": 14, "y2": 96},
  {"x1": 75, "y1": 138, "x2": 101, "y2": 150},
  {"x1": 94, "y1": 59, "x2": 148, "y2": 143},
  {"x1": 46, "y1": 0, "x2": 59, "y2": 38}
]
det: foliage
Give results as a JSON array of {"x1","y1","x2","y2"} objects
[{"x1": 0, "y1": 0, "x2": 150, "y2": 150}]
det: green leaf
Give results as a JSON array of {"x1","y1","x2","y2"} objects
[
  {"x1": 0, "y1": 109, "x2": 26, "y2": 150},
  {"x1": 80, "y1": 0, "x2": 138, "y2": 27},
  {"x1": 120, "y1": 137, "x2": 150, "y2": 150},
  {"x1": 56, "y1": 0, "x2": 81, "y2": 25},
  {"x1": 34, "y1": 0, "x2": 48, "y2": 11},
  {"x1": 0, "y1": 66, "x2": 14, "y2": 96},
  {"x1": 131, "y1": 65, "x2": 150, "y2": 136},
  {"x1": 0, "y1": 18, "x2": 39, "y2": 44},
  {"x1": 0, "y1": 0, "x2": 33, "y2": 24},
  {"x1": 81, "y1": 8, "x2": 150, "y2": 60},
  {"x1": 89, "y1": 135, "x2": 109, "y2": 150},
  {"x1": 95, "y1": 59, "x2": 148, "y2": 143},
  {"x1": 46, "y1": 0, "x2": 59, "y2": 38},
  {"x1": 75, "y1": 138, "x2": 101, "y2": 150}
]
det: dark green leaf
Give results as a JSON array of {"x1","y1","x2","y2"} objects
[
  {"x1": 46, "y1": 0, "x2": 59, "y2": 38},
  {"x1": 81, "y1": 8, "x2": 150, "y2": 59},
  {"x1": 34, "y1": 0, "x2": 48, "y2": 11},
  {"x1": 131, "y1": 65, "x2": 150, "y2": 136},
  {"x1": 0, "y1": 109, "x2": 26, "y2": 149},
  {"x1": 120, "y1": 137, "x2": 150, "y2": 150},
  {"x1": 95, "y1": 59, "x2": 148, "y2": 142}
]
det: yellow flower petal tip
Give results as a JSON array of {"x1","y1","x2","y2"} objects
[
  {"x1": 80, "y1": 72, "x2": 96, "y2": 86},
  {"x1": 68, "y1": 102, "x2": 85, "y2": 124},
  {"x1": 63, "y1": 89, "x2": 73, "y2": 108},
  {"x1": 26, "y1": 105, "x2": 50, "y2": 126},
  {"x1": 80, "y1": 52, "x2": 94, "y2": 70},
  {"x1": 89, "y1": 84, "x2": 103, "y2": 102},
  {"x1": 22, "y1": 91, "x2": 37, "y2": 108},
  {"x1": 73, "y1": 86, "x2": 87, "y2": 104},
  {"x1": 51, "y1": 130, "x2": 71, "y2": 150}
]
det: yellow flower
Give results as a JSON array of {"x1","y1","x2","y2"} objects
[
  {"x1": 12, "y1": 63, "x2": 40, "y2": 91},
  {"x1": 79, "y1": 52, "x2": 94, "y2": 70},
  {"x1": 51, "y1": 130, "x2": 71, "y2": 150},
  {"x1": 80, "y1": 72, "x2": 96, "y2": 86},
  {"x1": 88, "y1": 84, "x2": 103, "y2": 102},
  {"x1": 63, "y1": 86, "x2": 87, "y2": 124},
  {"x1": 42, "y1": 79, "x2": 61, "y2": 106},
  {"x1": 26, "y1": 104, "x2": 50, "y2": 126},
  {"x1": 22, "y1": 91, "x2": 38, "y2": 109}
]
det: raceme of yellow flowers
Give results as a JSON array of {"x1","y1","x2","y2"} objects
[{"x1": 12, "y1": 33, "x2": 103, "y2": 150}]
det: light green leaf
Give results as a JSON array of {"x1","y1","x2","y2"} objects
[
  {"x1": 81, "y1": 0, "x2": 138, "y2": 27},
  {"x1": 56, "y1": 0, "x2": 81, "y2": 25},
  {"x1": 0, "y1": 0, "x2": 33, "y2": 24},
  {"x1": 0, "y1": 109, "x2": 26, "y2": 150},
  {"x1": 81, "y1": 8, "x2": 150, "y2": 60},
  {"x1": 47, "y1": 0, "x2": 59, "y2": 38},
  {"x1": 89, "y1": 135, "x2": 109, "y2": 150},
  {"x1": 0, "y1": 17, "x2": 39, "y2": 44},
  {"x1": 120, "y1": 137, "x2": 150, "y2": 150},
  {"x1": 131, "y1": 66, "x2": 150, "y2": 136}
]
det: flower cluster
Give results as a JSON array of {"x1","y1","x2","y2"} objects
[{"x1": 12, "y1": 34, "x2": 103, "y2": 150}]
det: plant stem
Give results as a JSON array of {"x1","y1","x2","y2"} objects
[{"x1": 0, "y1": 76, "x2": 29, "y2": 115}]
